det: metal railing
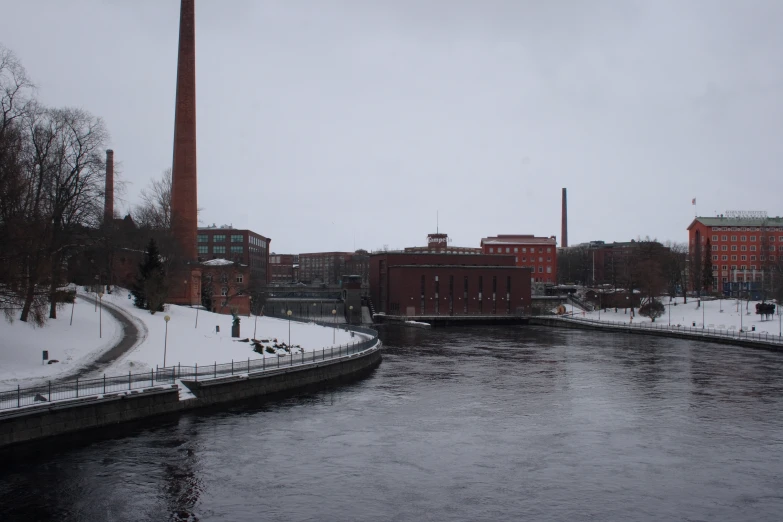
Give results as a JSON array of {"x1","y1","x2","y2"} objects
[
  {"x1": 0, "y1": 324, "x2": 379, "y2": 411},
  {"x1": 547, "y1": 315, "x2": 783, "y2": 345}
]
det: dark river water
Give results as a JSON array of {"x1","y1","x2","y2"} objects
[{"x1": 2, "y1": 326, "x2": 783, "y2": 521}]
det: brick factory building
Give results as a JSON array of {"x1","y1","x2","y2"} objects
[
  {"x1": 298, "y1": 251, "x2": 370, "y2": 287},
  {"x1": 269, "y1": 254, "x2": 299, "y2": 284},
  {"x1": 197, "y1": 226, "x2": 271, "y2": 287},
  {"x1": 200, "y1": 259, "x2": 251, "y2": 315},
  {"x1": 687, "y1": 213, "x2": 783, "y2": 293},
  {"x1": 370, "y1": 250, "x2": 531, "y2": 317},
  {"x1": 480, "y1": 234, "x2": 558, "y2": 283},
  {"x1": 404, "y1": 233, "x2": 482, "y2": 255}
]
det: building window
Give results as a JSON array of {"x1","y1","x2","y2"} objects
[
  {"x1": 514, "y1": 248, "x2": 518, "y2": 253},
  {"x1": 771, "y1": 245, "x2": 777, "y2": 251},
  {"x1": 236, "y1": 274, "x2": 243, "y2": 283},
  {"x1": 515, "y1": 256, "x2": 518, "y2": 262},
  {"x1": 213, "y1": 246, "x2": 226, "y2": 254},
  {"x1": 750, "y1": 245, "x2": 757, "y2": 251},
  {"x1": 197, "y1": 234, "x2": 208, "y2": 243},
  {"x1": 213, "y1": 234, "x2": 226, "y2": 242},
  {"x1": 731, "y1": 255, "x2": 737, "y2": 261},
  {"x1": 722, "y1": 265, "x2": 727, "y2": 270},
  {"x1": 538, "y1": 266, "x2": 543, "y2": 273},
  {"x1": 741, "y1": 255, "x2": 747, "y2": 261},
  {"x1": 539, "y1": 248, "x2": 543, "y2": 253},
  {"x1": 721, "y1": 245, "x2": 727, "y2": 251},
  {"x1": 741, "y1": 245, "x2": 747, "y2": 251},
  {"x1": 751, "y1": 265, "x2": 757, "y2": 270},
  {"x1": 547, "y1": 266, "x2": 552, "y2": 273},
  {"x1": 231, "y1": 246, "x2": 243, "y2": 253},
  {"x1": 712, "y1": 235, "x2": 718, "y2": 241},
  {"x1": 522, "y1": 248, "x2": 527, "y2": 253},
  {"x1": 712, "y1": 255, "x2": 718, "y2": 261},
  {"x1": 538, "y1": 257, "x2": 543, "y2": 262},
  {"x1": 772, "y1": 255, "x2": 777, "y2": 261},
  {"x1": 231, "y1": 234, "x2": 243, "y2": 243},
  {"x1": 547, "y1": 248, "x2": 552, "y2": 253},
  {"x1": 740, "y1": 236, "x2": 746, "y2": 241},
  {"x1": 506, "y1": 247, "x2": 510, "y2": 253},
  {"x1": 712, "y1": 245, "x2": 718, "y2": 251},
  {"x1": 731, "y1": 245, "x2": 737, "y2": 251},
  {"x1": 750, "y1": 236, "x2": 756, "y2": 241},
  {"x1": 197, "y1": 245, "x2": 208, "y2": 254},
  {"x1": 221, "y1": 287, "x2": 228, "y2": 296},
  {"x1": 721, "y1": 235, "x2": 728, "y2": 241},
  {"x1": 751, "y1": 255, "x2": 756, "y2": 261},
  {"x1": 489, "y1": 247, "x2": 494, "y2": 253}
]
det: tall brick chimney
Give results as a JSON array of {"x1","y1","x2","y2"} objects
[
  {"x1": 104, "y1": 149, "x2": 114, "y2": 223},
  {"x1": 170, "y1": 0, "x2": 198, "y2": 262},
  {"x1": 561, "y1": 188, "x2": 568, "y2": 248}
]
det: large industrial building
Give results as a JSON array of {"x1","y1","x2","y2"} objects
[
  {"x1": 480, "y1": 234, "x2": 558, "y2": 284},
  {"x1": 370, "y1": 234, "x2": 531, "y2": 317},
  {"x1": 197, "y1": 226, "x2": 271, "y2": 286}
]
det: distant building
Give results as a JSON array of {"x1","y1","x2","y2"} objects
[
  {"x1": 404, "y1": 233, "x2": 482, "y2": 255},
  {"x1": 200, "y1": 258, "x2": 250, "y2": 315},
  {"x1": 370, "y1": 246, "x2": 531, "y2": 317},
  {"x1": 298, "y1": 251, "x2": 370, "y2": 287},
  {"x1": 269, "y1": 254, "x2": 299, "y2": 284},
  {"x1": 558, "y1": 240, "x2": 670, "y2": 289},
  {"x1": 687, "y1": 214, "x2": 783, "y2": 294},
  {"x1": 197, "y1": 226, "x2": 271, "y2": 287},
  {"x1": 480, "y1": 234, "x2": 558, "y2": 284}
]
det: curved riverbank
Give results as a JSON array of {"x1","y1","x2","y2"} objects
[{"x1": 531, "y1": 316, "x2": 783, "y2": 352}]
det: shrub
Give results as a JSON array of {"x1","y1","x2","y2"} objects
[{"x1": 639, "y1": 299, "x2": 665, "y2": 322}]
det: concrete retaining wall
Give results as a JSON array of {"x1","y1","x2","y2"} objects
[
  {"x1": 0, "y1": 342, "x2": 382, "y2": 450},
  {"x1": 531, "y1": 317, "x2": 783, "y2": 352},
  {"x1": 0, "y1": 386, "x2": 182, "y2": 448}
]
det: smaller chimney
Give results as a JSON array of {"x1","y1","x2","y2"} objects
[
  {"x1": 104, "y1": 149, "x2": 114, "y2": 223},
  {"x1": 561, "y1": 188, "x2": 568, "y2": 248}
]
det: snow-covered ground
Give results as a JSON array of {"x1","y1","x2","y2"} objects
[
  {"x1": 0, "y1": 297, "x2": 122, "y2": 387},
  {"x1": 565, "y1": 296, "x2": 782, "y2": 335},
  {"x1": 0, "y1": 287, "x2": 368, "y2": 392},
  {"x1": 96, "y1": 288, "x2": 361, "y2": 376}
]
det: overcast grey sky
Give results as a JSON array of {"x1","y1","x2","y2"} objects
[{"x1": 3, "y1": 0, "x2": 782, "y2": 253}]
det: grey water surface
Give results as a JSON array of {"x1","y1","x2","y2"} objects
[{"x1": 1, "y1": 325, "x2": 782, "y2": 521}]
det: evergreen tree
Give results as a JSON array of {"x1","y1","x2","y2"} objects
[
  {"x1": 702, "y1": 238, "x2": 713, "y2": 294},
  {"x1": 132, "y1": 238, "x2": 168, "y2": 313}
]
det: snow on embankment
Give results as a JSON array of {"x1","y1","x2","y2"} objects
[
  {"x1": 100, "y1": 288, "x2": 362, "y2": 374},
  {"x1": 0, "y1": 296, "x2": 122, "y2": 387}
]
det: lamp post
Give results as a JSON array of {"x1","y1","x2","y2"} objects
[
  {"x1": 348, "y1": 305, "x2": 353, "y2": 325},
  {"x1": 287, "y1": 310, "x2": 292, "y2": 346},
  {"x1": 668, "y1": 301, "x2": 671, "y2": 326},
  {"x1": 163, "y1": 315, "x2": 170, "y2": 367},
  {"x1": 94, "y1": 274, "x2": 100, "y2": 311},
  {"x1": 98, "y1": 292, "x2": 104, "y2": 338},
  {"x1": 598, "y1": 292, "x2": 601, "y2": 321},
  {"x1": 702, "y1": 298, "x2": 705, "y2": 329},
  {"x1": 332, "y1": 308, "x2": 337, "y2": 343}
]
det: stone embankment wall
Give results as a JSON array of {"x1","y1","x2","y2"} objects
[
  {"x1": 531, "y1": 317, "x2": 783, "y2": 352},
  {"x1": 0, "y1": 340, "x2": 381, "y2": 449}
]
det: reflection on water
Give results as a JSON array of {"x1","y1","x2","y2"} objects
[{"x1": 1, "y1": 325, "x2": 783, "y2": 521}]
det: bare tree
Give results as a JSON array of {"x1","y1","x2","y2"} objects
[{"x1": 133, "y1": 168, "x2": 172, "y2": 230}]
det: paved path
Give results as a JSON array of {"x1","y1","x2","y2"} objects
[{"x1": 57, "y1": 294, "x2": 143, "y2": 381}]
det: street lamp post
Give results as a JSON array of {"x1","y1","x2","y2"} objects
[
  {"x1": 598, "y1": 292, "x2": 601, "y2": 321},
  {"x1": 94, "y1": 274, "x2": 100, "y2": 311},
  {"x1": 98, "y1": 292, "x2": 104, "y2": 338},
  {"x1": 163, "y1": 315, "x2": 171, "y2": 367},
  {"x1": 332, "y1": 308, "x2": 337, "y2": 344},
  {"x1": 287, "y1": 310, "x2": 292, "y2": 346},
  {"x1": 349, "y1": 305, "x2": 353, "y2": 325}
]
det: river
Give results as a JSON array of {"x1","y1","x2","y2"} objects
[{"x1": 1, "y1": 325, "x2": 782, "y2": 521}]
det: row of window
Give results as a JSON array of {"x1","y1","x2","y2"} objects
[
  {"x1": 713, "y1": 244, "x2": 777, "y2": 252},
  {"x1": 198, "y1": 234, "x2": 245, "y2": 243},
  {"x1": 524, "y1": 266, "x2": 553, "y2": 273},
  {"x1": 488, "y1": 246, "x2": 553, "y2": 254},
  {"x1": 713, "y1": 254, "x2": 776, "y2": 262},
  {"x1": 711, "y1": 226, "x2": 783, "y2": 231},
  {"x1": 712, "y1": 234, "x2": 782, "y2": 242},
  {"x1": 515, "y1": 256, "x2": 552, "y2": 263},
  {"x1": 197, "y1": 245, "x2": 244, "y2": 254}
]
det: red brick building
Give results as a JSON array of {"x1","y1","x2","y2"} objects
[
  {"x1": 370, "y1": 252, "x2": 531, "y2": 316},
  {"x1": 197, "y1": 226, "x2": 271, "y2": 286},
  {"x1": 299, "y1": 251, "x2": 370, "y2": 287},
  {"x1": 200, "y1": 259, "x2": 250, "y2": 315},
  {"x1": 480, "y1": 235, "x2": 558, "y2": 283},
  {"x1": 687, "y1": 214, "x2": 783, "y2": 289},
  {"x1": 269, "y1": 254, "x2": 299, "y2": 284}
]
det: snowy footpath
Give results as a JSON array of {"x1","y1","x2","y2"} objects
[{"x1": 0, "y1": 287, "x2": 366, "y2": 391}]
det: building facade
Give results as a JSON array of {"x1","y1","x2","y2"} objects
[
  {"x1": 480, "y1": 235, "x2": 558, "y2": 283},
  {"x1": 687, "y1": 215, "x2": 783, "y2": 293},
  {"x1": 404, "y1": 233, "x2": 482, "y2": 255},
  {"x1": 370, "y1": 252, "x2": 531, "y2": 316},
  {"x1": 197, "y1": 226, "x2": 271, "y2": 287},
  {"x1": 200, "y1": 259, "x2": 251, "y2": 315},
  {"x1": 269, "y1": 254, "x2": 299, "y2": 284},
  {"x1": 298, "y1": 251, "x2": 370, "y2": 287}
]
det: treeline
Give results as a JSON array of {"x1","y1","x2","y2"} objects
[{"x1": 0, "y1": 46, "x2": 110, "y2": 324}]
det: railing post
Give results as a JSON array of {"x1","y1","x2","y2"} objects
[
  {"x1": 195, "y1": 363, "x2": 198, "y2": 382},
  {"x1": 48, "y1": 381, "x2": 51, "y2": 402},
  {"x1": 129, "y1": 371, "x2": 131, "y2": 390},
  {"x1": 17, "y1": 385, "x2": 20, "y2": 408},
  {"x1": 178, "y1": 363, "x2": 181, "y2": 380},
  {"x1": 103, "y1": 374, "x2": 106, "y2": 394},
  {"x1": 214, "y1": 362, "x2": 217, "y2": 379},
  {"x1": 151, "y1": 370, "x2": 153, "y2": 387},
  {"x1": 76, "y1": 378, "x2": 79, "y2": 398},
  {"x1": 231, "y1": 360, "x2": 234, "y2": 375}
]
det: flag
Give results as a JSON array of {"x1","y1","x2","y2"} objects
[{"x1": 692, "y1": 198, "x2": 696, "y2": 205}]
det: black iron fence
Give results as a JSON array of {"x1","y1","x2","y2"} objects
[{"x1": 0, "y1": 324, "x2": 379, "y2": 411}]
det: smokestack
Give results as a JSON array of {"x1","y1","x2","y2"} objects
[
  {"x1": 104, "y1": 149, "x2": 114, "y2": 223},
  {"x1": 561, "y1": 187, "x2": 568, "y2": 248}
]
